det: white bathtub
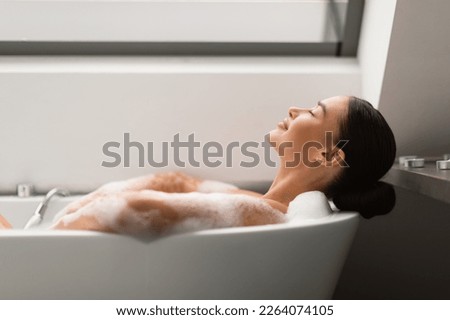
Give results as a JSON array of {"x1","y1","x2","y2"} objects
[{"x1": 0, "y1": 195, "x2": 359, "y2": 299}]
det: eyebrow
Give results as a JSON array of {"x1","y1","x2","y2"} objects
[{"x1": 317, "y1": 101, "x2": 327, "y2": 116}]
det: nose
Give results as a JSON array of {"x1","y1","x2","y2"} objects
[
  {"x1": 288, "y1": 106, "x2": 302, "y2": 118},
  {"x1": 289, "y1": 106, "x2": 313, "y2": 118}
]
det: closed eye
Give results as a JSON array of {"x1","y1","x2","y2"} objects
[{"x1": 310, "y1": 105, "x2": 320, "y2": 116}]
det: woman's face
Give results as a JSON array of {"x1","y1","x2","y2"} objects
[{"x1": 269, "y1": 95, "x2": 349, "y2": 167}]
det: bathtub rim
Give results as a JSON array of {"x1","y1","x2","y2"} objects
[{"x1": 0, "y1": 212, "x2": 359, "y2": 239}]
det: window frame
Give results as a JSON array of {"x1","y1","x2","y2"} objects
[{"x1": 0, "y1": 0, "x2": 364, "y2": 56}]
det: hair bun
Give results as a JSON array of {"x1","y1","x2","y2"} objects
[{"x1": 332, "y1": 181, "x2": 396, "y2": 219}]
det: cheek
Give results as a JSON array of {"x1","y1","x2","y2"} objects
[{"x1": 284, "y1": 121, "x2": 317, "y2": 146}]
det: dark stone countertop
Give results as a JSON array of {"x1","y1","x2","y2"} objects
[{"x1": 382, "y1": 162, "x2": 450, "y2": 204}]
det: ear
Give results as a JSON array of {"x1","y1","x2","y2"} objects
[{"x1": 319, "y1": 147, "x2": 346, "y2": 168}]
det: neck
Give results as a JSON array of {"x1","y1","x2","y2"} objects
[{"x1": 263, "y1": 165, "x2": 324, "y2": 208}]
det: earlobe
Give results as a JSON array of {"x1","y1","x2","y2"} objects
[{"x1": 333, "y1": 148, "x2": 347, "y2": 167}]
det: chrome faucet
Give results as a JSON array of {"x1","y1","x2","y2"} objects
[{"x1": 24, "y1": 188, "x2": 70, "y2": 229}]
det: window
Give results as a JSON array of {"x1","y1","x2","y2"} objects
[{"x1": 0, "y1": 0, "x2": 364, "y2": 56}]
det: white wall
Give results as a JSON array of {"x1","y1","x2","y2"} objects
[
  {"x1": 357, "y1": 0, "x2": 397, "y2": 107},
  {"x1": 0, "y1": 56, "x2": 360, "y2": 193},
  {"x1": 378, "y1": 0, "x2": 450, "y2": 156}
]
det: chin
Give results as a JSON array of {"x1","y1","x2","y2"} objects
[{"x1": 267, "y1": 129, "x2": 281, "y2": 148}]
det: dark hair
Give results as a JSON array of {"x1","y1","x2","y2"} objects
[{"x1": 327, "y1": 96, "x2": 396, "y2": 218}]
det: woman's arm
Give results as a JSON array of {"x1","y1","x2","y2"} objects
[
  {"x1": 51, "y1": 190, "x2": 286, "y2": 236},
  {"x1": 100, "y1": 171, "x2": 238, "y2": 194},
  {"x1": 58, "y1": 171, "x2": 238, "y2": 218}
]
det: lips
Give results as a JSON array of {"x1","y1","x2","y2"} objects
[{"x1": 277, "y1": 118, "x2": 289, "y2": 130}]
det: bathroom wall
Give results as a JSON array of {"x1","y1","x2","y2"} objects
[
  {"x1": 0, "y1": 57, "x2": 360, "y2": 193},
  {"x1": 357, "y1": 0, "x2": 397, "y2": 107},
  {"x1": 378, "y1": 0, "x2": 450, "y2": 156}
]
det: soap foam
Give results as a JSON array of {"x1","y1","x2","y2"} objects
[
  {"x1": 51, "y1": 194, "x2": 128, "y2": 232},
  {"x1": 52, "y1": 174, "x2": 157, "y2": 223},
  {"x1": 160, "y1": 191, "x2": 286, "y2": 235},
  {"x1": 98, "y1": 181, "x2": 130, "y2": 193},
  {"x1": 51, "y1": 188, "x2": 286, "y2": 236},
  {"x1": 97, "y1": 174, "x2": 156, "y2": 193}
]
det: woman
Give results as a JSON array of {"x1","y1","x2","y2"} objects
[{"x1": 0, "y1": 95, "x2": 396, "y2": 235}]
